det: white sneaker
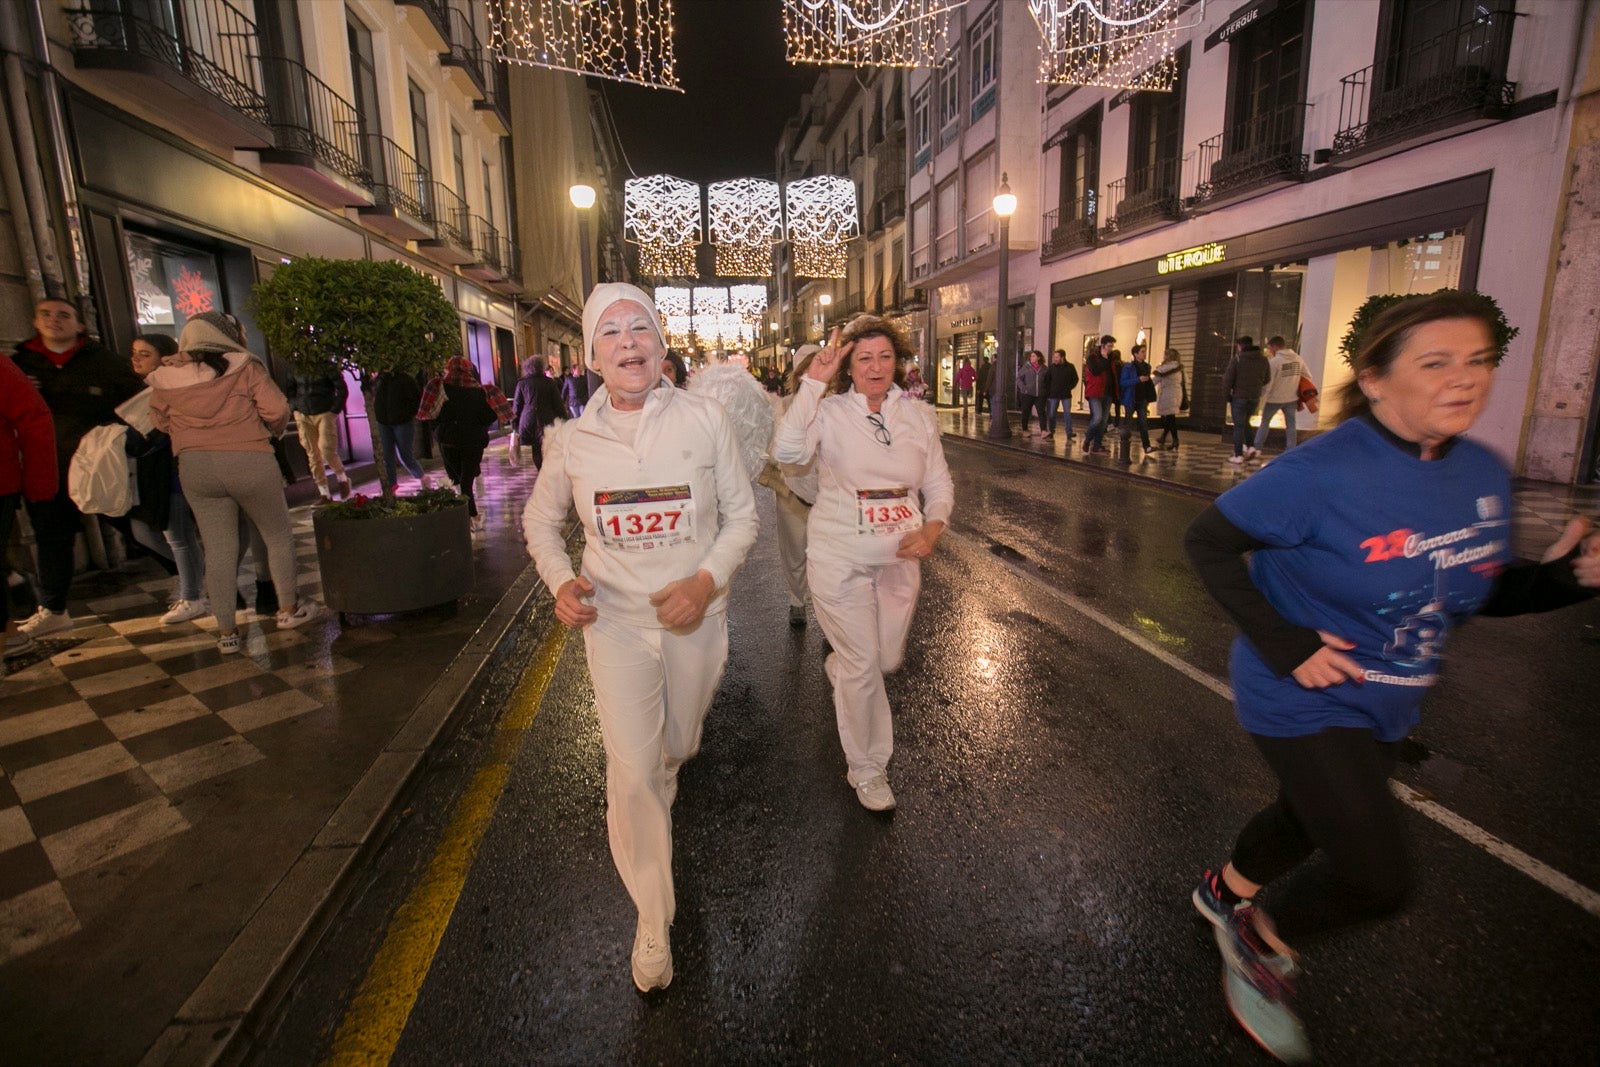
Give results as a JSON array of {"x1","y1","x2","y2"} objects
[
  {"x1": 854, "y1": 773, "x2": 897, "y2": 812},
  {"x1": 1228, "y1": 455, "x2": 1245, "y2": 466},
  {"x1": 631, "y1": 920, "x2": 672, "y2": 992},
  {"x1": 161, "y1": 597, "x2": 211, "y2": 625},
  {"x1": 469, "y1": 514, "x2": 486, "y2": 533},
  {"x1": 275, "y1": 601, "x2": 323, "y2": 629},
  {"x1": 1244, "y1": 446, "x2": 1261, "y2": 460},
  {"x1": 18, "y1": 607, "x2": 71, "y2": 637}
]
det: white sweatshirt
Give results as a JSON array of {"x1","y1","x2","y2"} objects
[
  {"x1": 1262, "y1": 349, "x2": 1306, "y2": 404},
  {"x1": 522, "y1": 380, "x2": 759, "y2": 627},
  {"x1": 773, "y1": 378, "x2": 955, "y2": 566}
]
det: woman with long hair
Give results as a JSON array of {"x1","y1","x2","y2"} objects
[
  {"x1": 148, "y1": 311, "x2": 320, "y2": 653},
  {"x1": 1183, "y1": 291, "x2": 1599, "y2": 1061},
  {"x1": 773, "y1": 314, "x2": 955, "y2": 812}
]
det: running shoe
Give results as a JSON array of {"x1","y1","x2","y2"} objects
[
  {"x1": 161, "y1": 597, "x2": 211, "y2": 625},
  {"x1": 17, "y1": 607, "x2": 71, "y2": 637},
  {"x1": 854, "y1": 774, "x2": 896, "y2": 812},
  {"x1": 1213, "y1": 904, "x2": 1309, "y2": 1062},
  {"x1": 631, "y1": 920, "x2": 672, "y2": 992},
  {"x1": 276, "y1": 601, "x2": 323, "y2": 629}
]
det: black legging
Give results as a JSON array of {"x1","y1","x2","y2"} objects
[
  {"x1": 440, "y1": 443, "x2": 486, "y2": 516},
  {"x1": 1157, "y1": 414, "x2": 1179, "y2": 446},
  {"x1": 1230, "y1": 727, "x2": 1410, "y2": 942}
]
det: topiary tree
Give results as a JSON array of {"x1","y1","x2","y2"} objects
[
  {"x1": 254, "y1": 257, "x2": 461, "y2": 495},
  {"x1": 1339, "y1": 288, "x2": 1518, "y2": 369}
]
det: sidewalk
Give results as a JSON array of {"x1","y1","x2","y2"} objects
[
  {"x1": 938, "y1": 406, "x2": 1600, "y2": 558},
  {"x1": 0, "y1": 442, "x2": 548, "y2": 1066}
]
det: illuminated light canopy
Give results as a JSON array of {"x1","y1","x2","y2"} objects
[
  {"x1": 487, "y1": 0, "x2": 680, "y2": 90},
  {"x1": 655, "y1": 285, "x2": 693, "y2": 347},
  {"x1": 785, "y1": 175, "x2": 859, "y2": 279},
  {"x1": 708, "y1": 179, "x2": 781, "y2": 277},
  {"x1": 692, "y1": 286, "x2": 728, "y2": 345},
  {"x1": 1029, "y1": 0, "x2": 1182, "y2": 91},
  {"x1": 783, "y1": 0, "x2": 965, "y2": 69},
  {"x1": 625, "y1": 175, "x2": 702, "y2": 278},
  {"x1": 728, "y1": 284, "x2": 768, "y2": 324}
]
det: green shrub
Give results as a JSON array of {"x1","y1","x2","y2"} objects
[{"x1": 1338, "y1": 288, "x2": 1518, "y2": 368}]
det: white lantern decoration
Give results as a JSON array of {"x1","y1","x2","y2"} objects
[
  {"x1": 692, "y1": 286, "x2": 729, "y2": 345},
  {"x1": 783, "y1": 0, "x2": 963, "y2": 69},
  {"x1": 785, "y1": 175, "x2": 859, "y2": 279},
  {"x1": 728, "y1": 284, "x2": 769, "y2": 324},
  {"x1": 708, "y1": 179, "x2": 782, "y2": 277},
  {"x1": 487, "y1": 0, "x2": 680, "y2": 90},
  {"x1": 626, "y1": 175, "x2": 703, "y2": 278},
  {"x1": 655, "y1": 286, "x2": 693, "y2": 348},
  {"x1": 1029, "y1": 0, "x2": 1182, "y2": 91}
]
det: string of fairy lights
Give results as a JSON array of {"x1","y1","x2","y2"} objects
[{"x1": 654, "y1": 285, "x2": 767, "y2": 350}]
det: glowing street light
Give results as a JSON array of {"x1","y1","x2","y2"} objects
[{"x1": 989, "y1": 173, "x2": 1017, "y2": 440}]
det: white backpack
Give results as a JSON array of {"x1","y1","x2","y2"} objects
[{"x1": 69, "y1": 423, "x2": 136, "y2": 516}]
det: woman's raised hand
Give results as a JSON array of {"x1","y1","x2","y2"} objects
[{"x1": 805, "y1": 327, "x2": 852, "y2": 383}]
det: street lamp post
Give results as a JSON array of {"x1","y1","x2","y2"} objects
[
  {"x1": 988, "y1": 173, "x2": 1017, "y2": 440},
  {"x1": 818, "y1": 291, "x2": 832, "y2": 338},
  {"x1": 569, "y1": 183, "x2": 597, "y2": 390}
]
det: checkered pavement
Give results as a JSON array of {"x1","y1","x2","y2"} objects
[{"x1": 0, "y1": 447, "x2": 542, "y2": 966}]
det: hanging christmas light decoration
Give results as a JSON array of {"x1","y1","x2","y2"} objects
[
  {"x1": 728, "y1": 284, "x2": 769, "y2": 325},
  {"x1": 692, "y1": 286, "x2": 729, "y2": 345},
  {"x1": 785, "y1": 175, "x2": 859, "y2": 279},
  {"x1": 708, "y1": 179, "x2": 781, "y2": 277},
  {"x1": 487, "y1": 0, "x2": 680, "y2": 90},
  {"x1": 625, "y1": 175, "x2": 702, "y2": 278},
  {"x1": 1029, "y1": 0, "x2": 1182, "y2": 92},
  {"x1": 655, "y1": 286, "x2": 693, "y2": 348},
  {"x1": 783, "y1": 0, "x2": 965, "y2": 68}
]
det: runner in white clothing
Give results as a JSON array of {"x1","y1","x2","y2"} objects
[
  {"x1": 521, "y1": 283, "x2": 759, "y2": 993},
  {"x1": 772, "y1": 315, "x2": 955, "y2": 811}
]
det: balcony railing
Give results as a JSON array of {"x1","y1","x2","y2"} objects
[
  {"x1": 364, "y1": 134, "x2": 431, "y2": 221},
  {"x1": 871, "y1": 188, "x2": 905, "y2": 233},
  {"x1": 66, "y1": 0, "x2": 268, "y2": 122},
  {"x1": 1102, "y1": 157, "x2": 1181, "y2": 237},
  {"x1": 396, "y1": 0, "x2": 450, "y2": 42},
  {"x1": 262, "y1": 57, "x2": 369, "y2": 188},
  {"x1": 1333, "y1": 8, "x2": 1516, "y2": 157},
  {"x1": 475, "y1": 58, "x2": 511, "y2": 129},
  {"x1": 442, "y1": 4, "x2": 487, "y2": 95},
  {"x1": 429, "y1": 182, "x2": 473, "y2": 247},
  {"x1": 471, "y1": 216, "x2": 504, "y2": 272},
  {"x1": 1193, "y1": 101, "x2": 1309, "y2": 204},
  {"x1": 1041, "y1": 193, "x2": 1098, "y2": 259}
]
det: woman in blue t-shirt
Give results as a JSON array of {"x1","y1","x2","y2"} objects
[{"x1": 1183, "y1": 291, "x2": 1600, "y2": 1062}]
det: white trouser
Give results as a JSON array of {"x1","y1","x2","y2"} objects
[
  {"x1": 773, "y1": 487, "x2": 811, "y2": 608},
  {"x1": 583, "y1": 612, "x2": 729, "y2": 935},
  {"x1": 807, "y1": 553, "x2": 921, "y2": 786}
]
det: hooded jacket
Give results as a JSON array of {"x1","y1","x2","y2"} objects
[
  {"x1": 9, "y1": 335, "x2": 143, "y2": 473},
  {"x1": 147, "y1": 352, "x2": 290, "y2": 455}
]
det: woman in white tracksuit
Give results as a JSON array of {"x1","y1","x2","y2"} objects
[
  {"x1": 773, "y1": 315, "x2": 954, "y2": 812},
  {"x1": 521, "y1": 283, "x2": 758, "y2": 993},
  {"x1": 759, "y1": 344, "x2": 822, "y2": 628}
]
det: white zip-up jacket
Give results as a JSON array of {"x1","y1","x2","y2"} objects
[
  {"x1": 773, "y1": 378, "x2": 954, "y2": 566},
  {"x1": 522, "y1": 379, "x2": 759, "y2": 627}
]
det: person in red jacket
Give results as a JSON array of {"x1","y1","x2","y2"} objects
[
  {"x1": 1, "y1": 354, "x2": 58, "y2": 670},
  {"x1": 1082, "y1": 335, "x2": 1114, "y2": 454}
]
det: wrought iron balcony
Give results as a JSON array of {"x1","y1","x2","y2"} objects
[
  {"x1": 1192, "y1": 101, "x2": 1309, "y2": 208},
  {"x1": 64, "y1": 0, "x2": 271, "y2": 147},
  {"x1": 356, "y1": 135, "x2": 434, "y2": 241},
  {"x1": 441, "y1": 4, "x2": 487, "y2": 99},
  {"x1": 870, "y1": 188, "x2": 905, "y2": 234},
  {"x1": 475, "y1": 58, "x2": 511, "y2": 135},
  {"x1": 258, "y1": 57, "x2": 373, "y2": 207},
  {"x1": 1041, "y1": 194, "x2": 1099, "y2": 260},
  {"x1": 1332, "y1": 8, "x2": 1516, "y2": 160},
  {"x1": 1101, "y1": 157, "x2": 1182, "y2": 239},
  {"x1": 463, "y1": 216, "x2": 507, "y2": 282},
  {"x1": 395, "y1": 0, "x2": 450, "y2": 51},
  {"x1": 416, "y1": 182, "x2": 476, "y2": 266}
]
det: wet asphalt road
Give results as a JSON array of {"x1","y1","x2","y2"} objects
[{"x1": 251, "y1": 441, "x2": 1600, "y2": 1065}]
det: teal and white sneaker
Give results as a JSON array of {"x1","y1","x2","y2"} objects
[{"x1": 1217, "y1": 905, "x2": 1310, "y2": 1063}]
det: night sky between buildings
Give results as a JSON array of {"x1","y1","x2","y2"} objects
[{"x1": 598, "y1": 0, "x2": 820, "y2": 183}]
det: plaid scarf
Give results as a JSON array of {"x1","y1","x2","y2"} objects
[{"x1": 418, "y1": 356, "x2": 514, "y2": 423}]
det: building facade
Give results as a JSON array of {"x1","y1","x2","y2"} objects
[{"x1": 0, "y1": 0, "x2": 598, "y2": 468}]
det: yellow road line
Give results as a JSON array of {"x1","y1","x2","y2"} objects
[{"x1": 322, "y1": 623, "x2": 569, "y2": 1067}]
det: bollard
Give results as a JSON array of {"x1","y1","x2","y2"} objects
[{"x1": 1117, "y1": 424, "x2": 1133, "y2": 465}]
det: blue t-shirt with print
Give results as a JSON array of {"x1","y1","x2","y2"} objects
[{"x1": 1215, "y1": 418, "x2": 1511, "y2": 741}]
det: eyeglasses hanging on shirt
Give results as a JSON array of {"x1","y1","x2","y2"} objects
[{"x1": 866, "y1": 412, "x2": 892, "y2": 447}]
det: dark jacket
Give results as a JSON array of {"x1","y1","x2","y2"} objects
[
  {"x1": 124, "y1": 426, "x2": 174, "y2": 531},
  {"x1": 10, "y1": 335, "x2": 143, "y2": 475},
  {"x1": 434, "y1": 383, "x2": 497, "y2": 448},
  {"x1": 561, "y1": 372, "x2": 589, "y2": 413},
  {"x1": 512, "y1": 372, "x2": 563, "y2": 438},
  {"x1": 1044, "y1": 361, "x2": 1078, "y2": 399},
  {"x1": 368, "y1": 371, "x2": 423, "y2": 426},
  {"x1": 285, "y1": 370, "x2": 348, "y2": 416},
  {"x1": 1223, "y1": 346, "x2": 1271, "y2": 404}
]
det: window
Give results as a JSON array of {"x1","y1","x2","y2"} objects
[
  {"x1": 347, "y1": 11, "x2": 382, "y2": 180},
  {"x1": 910, "y1": 84, "x2": 932, "y2": 169},
  {"x1": 451, "y1": 126, "x2": 467, "y2": 196},
  {"x1": 1380, "y1": 0, "x2": 1513, "y2": 93},
  {"x1": 1225, "y1": 0, "x2": 1305, "y2": 157},
  {"x1": 1056, "y1": 107, "x2": 1100, "y2": 221},
  {"x1": 934, "y1": 177, "x2": 958, "y2": 265},
  {"x1": 969, "y1": 3, "x2": 997, "y2": 122},
  {"x1": 911, "y1": 196, "x2": 931, "y2": 277},
  {"x1": 964, "y1": 154, "x2": 995, "y2": 253},
  {"x1": 1127, "y1": 49, "x2": 1186, "y2": 197},
  {"x1": 408, "y1": 80, "x2": 432, "y2": 185},
  {"x1": 483, "y1": 159, "x2": 495, "y2": 228},
  {"x1": 872, "y1": 249, "x2": 884, "y2": 311},
  {"x1": 938, "y1": 52, "x2": 960, "y2": 132}
]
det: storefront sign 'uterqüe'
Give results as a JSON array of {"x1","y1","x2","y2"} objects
[{"x1": 1156, "y1": 242, "x2": 1227, "y2": 275}]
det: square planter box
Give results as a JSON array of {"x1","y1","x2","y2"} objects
[{"x1": 313, "y1": 501, "x2": 473, "y2": 614}]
